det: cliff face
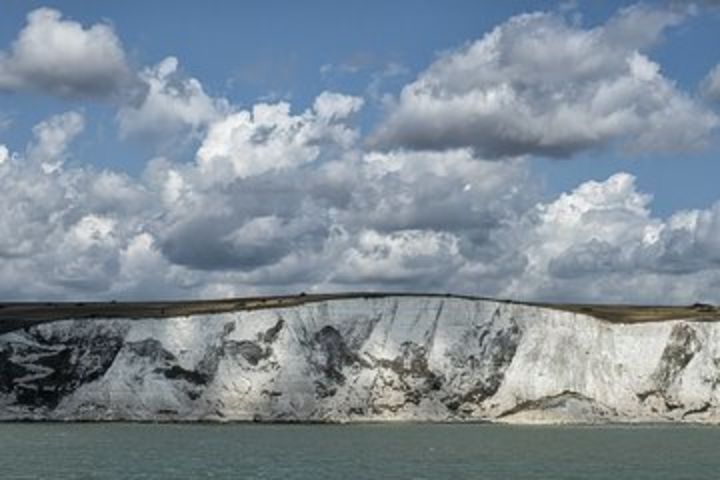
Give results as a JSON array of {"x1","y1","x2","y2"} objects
[{"x1": 1, "y1": 296, "x2": 719, "y2": 423}]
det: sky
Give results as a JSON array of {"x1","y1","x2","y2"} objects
[{"x1": 0, "y1": 1, "x2": 719, "y2": 303}]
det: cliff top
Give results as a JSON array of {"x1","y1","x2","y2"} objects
[{"x1": 0, "y1": 292, "x2": 718, "y2": 334}]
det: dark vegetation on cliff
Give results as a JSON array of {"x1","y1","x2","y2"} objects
[{"x1": 0, "y1": 293, "x2": 718, "y2": 335}]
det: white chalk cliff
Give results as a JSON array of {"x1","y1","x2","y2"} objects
[{"x1": 1, "y1": 296, "x2": 719, "y2": 423}]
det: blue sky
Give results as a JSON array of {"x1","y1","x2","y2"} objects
[{"x1": 0, "y1": 1, "x2": 719, "y2": 302}]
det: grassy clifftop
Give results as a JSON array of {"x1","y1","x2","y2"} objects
[{"x1": 0, "y1": 292, "x2": 718, "y2": 334}]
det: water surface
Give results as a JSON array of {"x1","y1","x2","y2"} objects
[{"x1": 0, "y1": 423, "x2": 717, "y2": 479}]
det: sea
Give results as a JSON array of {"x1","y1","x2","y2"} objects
[{"x1": 0, "y1": 423, "x2": 717, "y2": 479}]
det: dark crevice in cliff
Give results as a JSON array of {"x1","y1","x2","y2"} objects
[
  {"x1": 442, "y1": 312, "x2": 521, "y2": 413},
  {"x1": 221, "y1": 317, "x2": 283, "y2": 370},
  {"x1": 681, "y1": 402, "x2": 712, "y2": 419},
  {"x1": 130, "y1": 339, "x2": 212, "y2": 388},
  {"x1": 262, "y1": 318, "x2": 284, "y2": 344},
  {"x1": 311, "y1": 326, "x2": 367, "y2": 390},
  {"x1": 0, "y1": 323, "x2": 128, "y2": 409},
  {"x1": 135, "y1": 318, "x2": 283, "y2": 400},
  {"x1": 497, "y1": 390, "x2": 616, "y2": 419},
  {"x1": 223, "y1": 341, "x2": 268, "y2": 366},
  {"x1": 365, "y1": 342, "x2": 444, "y2": 414},
  {"x1": 637, "y1": 324, "x2": 702, "y2": 412}
]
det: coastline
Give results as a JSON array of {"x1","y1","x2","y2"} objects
[{"x1": 1, "y1": 294, "x2": 720, "y2": 424}]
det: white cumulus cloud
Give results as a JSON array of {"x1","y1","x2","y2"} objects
[
  {"x1": 333, "y1": 229, "x2": 462, "y2": 287},
  {"x1": 0, "y1": 8, "x2": 139, "y2": 100},
  {"x1": 117, "y1": 57, "x2": 225, "y2": 146},
  {"x1": 373, "y1": 6, "x2": 717, "y2": 157},
  {"x1": 501, "y1": 173, "x2": 720, "y2": 303},
  {"x1": 196, "y1": 92, "x2": 363, "y2": 180},
  {"x1": 26, "y1": 111, "x2": 85, "y2": 173}
]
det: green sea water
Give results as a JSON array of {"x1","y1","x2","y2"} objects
[{"x1": 0, "y1": 423, "x2": 718, "y2": 479}]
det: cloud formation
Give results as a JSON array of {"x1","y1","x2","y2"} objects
[
  {"x1": 196, "y1": 92, "x2": 363, "y2": 180},
  {"x1": 0, "y1": 132, "x2": 150, "y2": 297},
  {"x1": 372, "y1": 6, "x2": 717, "y2": 157},
  {"x1": 507, "y1": 174, "x2": 720, "y2": 303},
  {"x1": 0, "y1": 8, "x2": 139, "y2": 100},
  {"x1": 0, "y1": 5, "x2": 719, "y2": 305},
  {"x1": 3, "y1": 88, "x2": 720, "y2": 305},
  {"x1": 703, "y1": 64, "x2": 720, "y2": 102},
  {"x1": 25, "y1": 111, "x2": 85, "y2": 173},
  {"x1": 117, "y1": 57, "x2": 225, "y2": 146}
]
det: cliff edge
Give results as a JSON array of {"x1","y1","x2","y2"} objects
[{"x1": 1, "y1": 294, "x2": 719, "y2": 424}]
